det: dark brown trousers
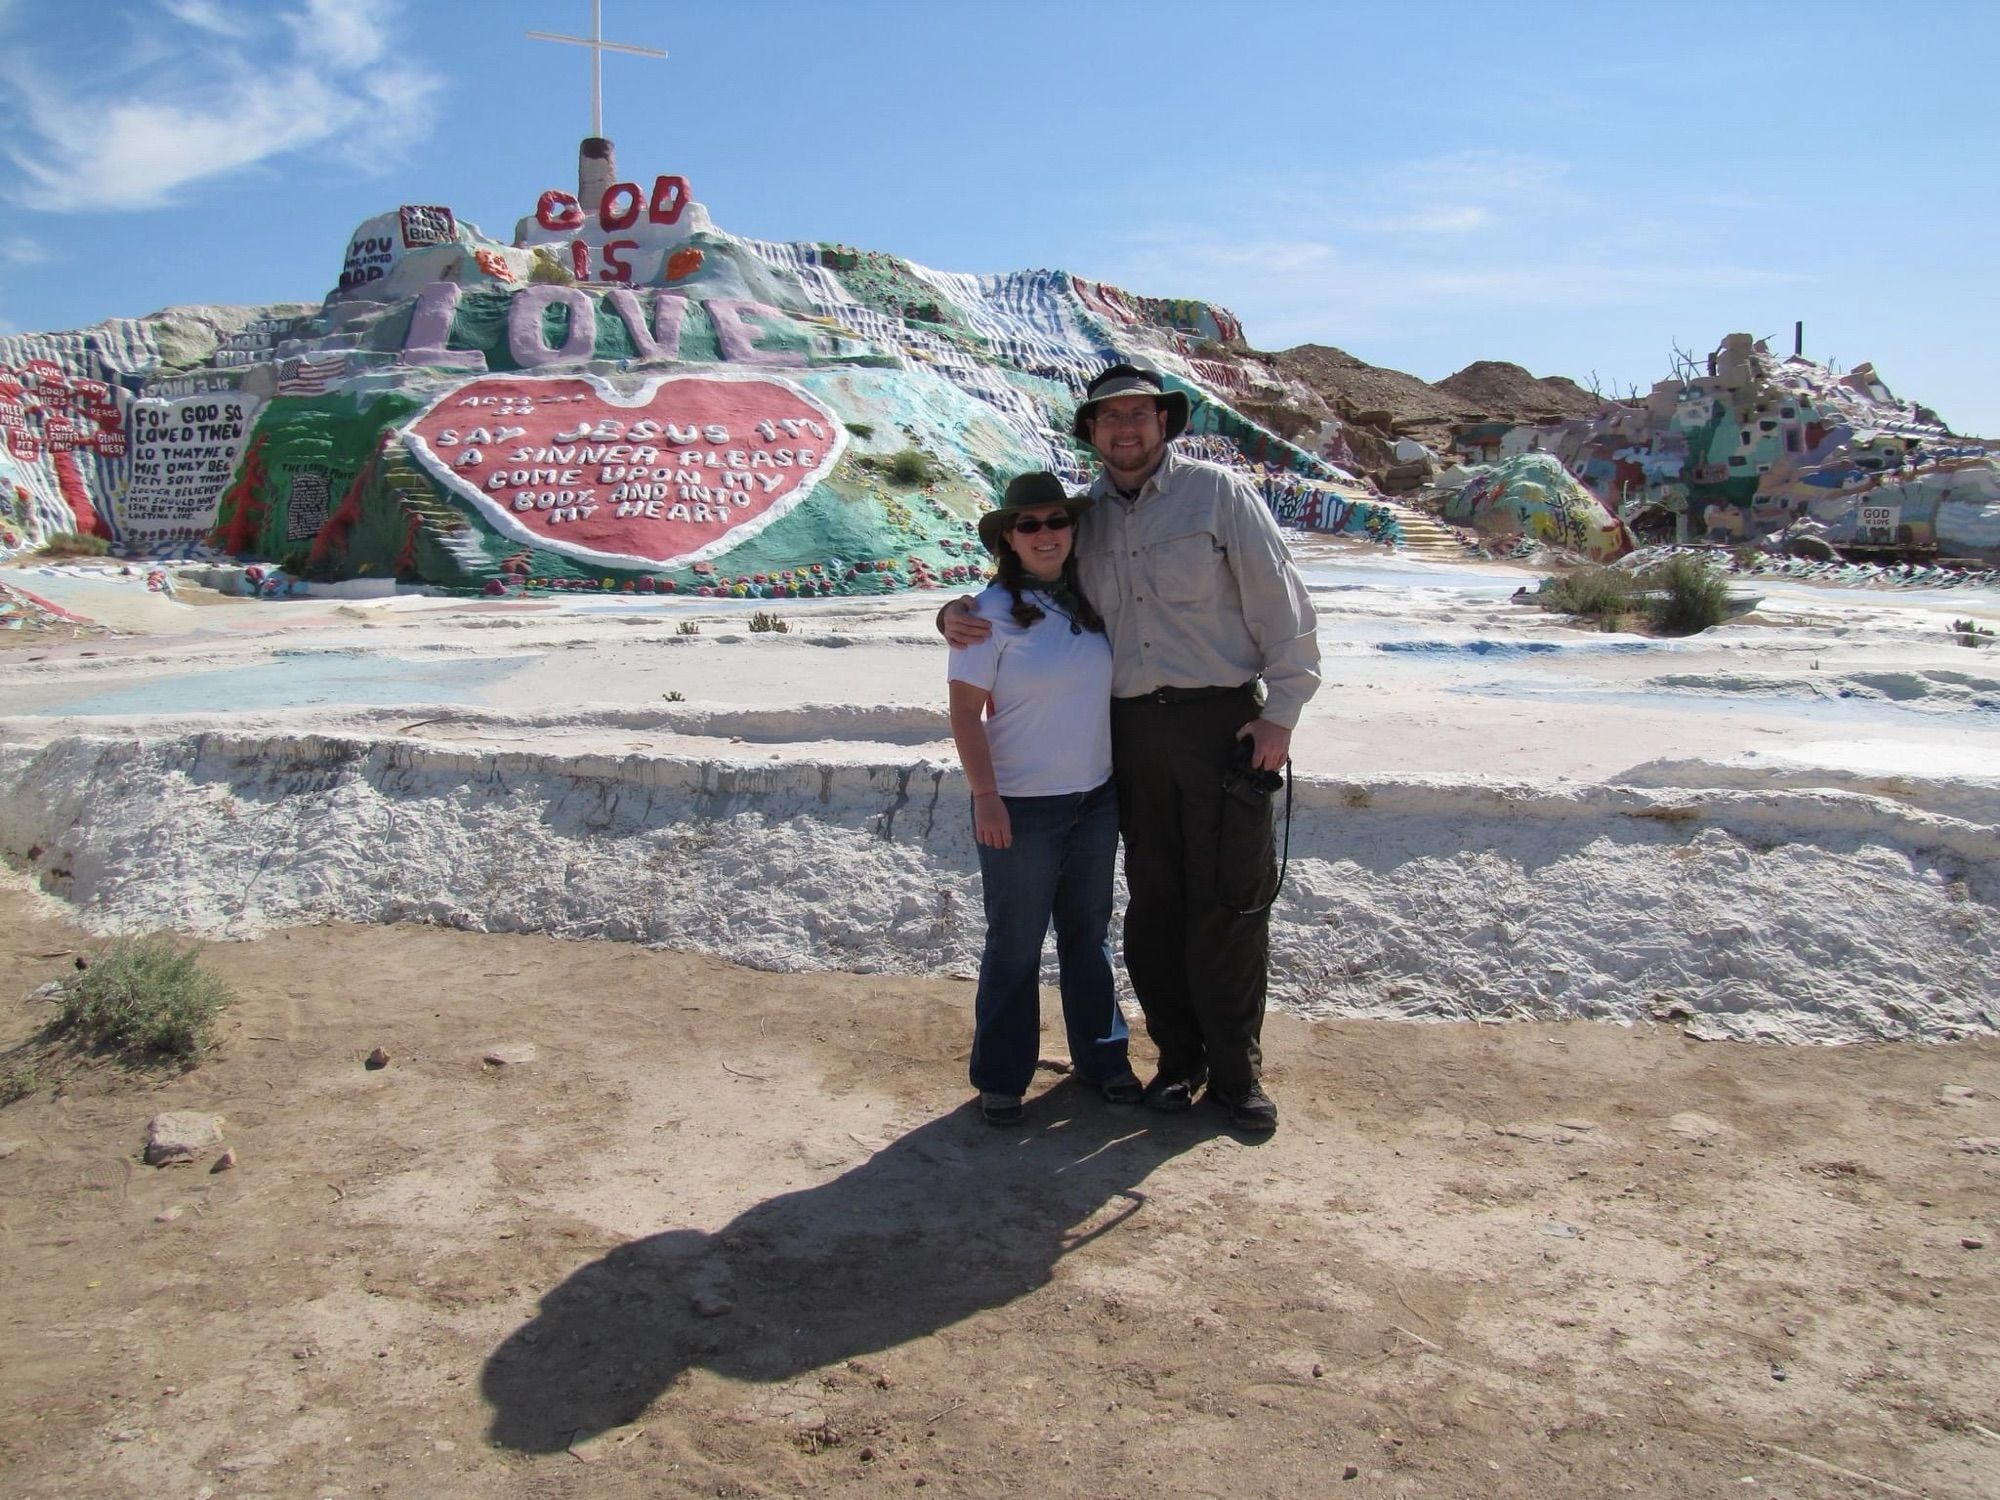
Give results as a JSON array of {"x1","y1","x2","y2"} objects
[{"x1": 1110, "y1": 685, "x2": 1276, "y2": 1094}]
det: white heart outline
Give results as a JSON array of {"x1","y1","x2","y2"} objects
[{"x1": 401, "y1": 369, "x2": 848, "y2": 572}]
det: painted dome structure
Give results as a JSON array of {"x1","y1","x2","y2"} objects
[{"x1": 0, "y1": 138, "x2": 1394, "y2": 600}]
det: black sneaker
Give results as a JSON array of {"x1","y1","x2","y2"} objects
[
  {"x1": 1209, "y1": 1080, "x2": 1278, "y2": 1133},
  {"x1": 1142, "y1": 1067, "x2": 1209, "y2": 1113},
  {"x1": 1098, "y1": 1069, "x2": 1145, "y2": 1105},
  {"x1": 980, "y1": 1092, "x2": 1025, "y2": 1126}
]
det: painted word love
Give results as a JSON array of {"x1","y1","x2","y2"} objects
[
  {"x1": 402, "y1": 374, "x2": 846, "y2": 571},
  {"x1": 399, "y1": 282, "x2": 804, "y2": 373}
]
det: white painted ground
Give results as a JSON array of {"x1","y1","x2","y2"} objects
[{"x1": 2, "y1": 540, "x2": 1995, "y2": 1045}]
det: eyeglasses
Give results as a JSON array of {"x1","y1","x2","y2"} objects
[
  {"x1": 1009, "y1": 513, "x2": 1074, "y2": 535},
  {"x1": 1090, "y1": 406, "x2": 1161, "y2": 429}
]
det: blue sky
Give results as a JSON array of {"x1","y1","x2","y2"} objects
[{"x1": 1, "y1": 0, "x2": 1995, "y2": 434}]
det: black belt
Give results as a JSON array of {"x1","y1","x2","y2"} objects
[{"x1": 1114, "y1": 681, "x2": 1254, "y2": 705}]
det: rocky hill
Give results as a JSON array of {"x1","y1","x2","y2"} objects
[{"x1": 1431, "y1": 361, "x2": 1602, "y2": 423}]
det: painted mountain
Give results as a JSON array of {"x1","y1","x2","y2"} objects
[{"x1": 0, "y1": 150, "x2": 1396, "y2": 599}]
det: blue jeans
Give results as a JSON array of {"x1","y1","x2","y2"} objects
[{"x1": 970, "y1": 779, "x2": 1130, "y2": 1097}]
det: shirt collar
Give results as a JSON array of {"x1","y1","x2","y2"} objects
[{"x1": 1091, "y1": 447, "x2": 1184, "y2": 506}]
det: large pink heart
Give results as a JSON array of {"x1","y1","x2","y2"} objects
[{"x1": 403, "y1": 373, "x2": 846, "y2": 570}]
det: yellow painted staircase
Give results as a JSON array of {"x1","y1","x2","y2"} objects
[{"x1": 1378, "y1": 501, "x2": 1469, "y2": 561}]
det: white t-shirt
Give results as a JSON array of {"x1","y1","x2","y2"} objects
[{"x1": 947, "y1": 582, "x2": 1113, "y2": 797}]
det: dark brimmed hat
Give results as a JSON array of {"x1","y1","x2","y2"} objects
[
  {"x1": 977, "y1": 470, "x2": 1092, "y2": 555},
  {"x1": 1071, "y1": 360, "x2": 1193, "y2": 445}
]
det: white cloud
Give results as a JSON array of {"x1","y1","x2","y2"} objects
[
  {"x1": 0, "y1": 236, "x2": 47, "y2": 264},
  {"x1": 1358, "y1": 205, "x2": 1492, "y2": 236},
  {"x1": 1107, "y1": 234, "x2": 1801, "y2": 355},
  {"x1": 0, "y1": 0, "x2": 439, "y2": 212},
  {"x1": 282, "y1": 0, "x2": 389, "y2": 71},
  {"x1": 1084, "y1": 149, "x2": 1803, "y2": 354},
  {"x1": 159, "y1": 0, "x2": 252, "y2": 38}
]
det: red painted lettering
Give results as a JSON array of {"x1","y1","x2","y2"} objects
[
  {"x1": 537, "y1": 190, "x2": 584, "y2": 231},
  {"x1": 648, "y1": 175, "x2": 689, "y2": 225},
  {"x1": 600, "y1": 239, "x2": 637, "y2": 283},
  {"x1": 598, "y1": 181, "x2": 642, "y2": 231}
]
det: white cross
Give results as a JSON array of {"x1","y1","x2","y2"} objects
[{"x1": 526, "y1": 0, "x2": 667, "y2": 140}]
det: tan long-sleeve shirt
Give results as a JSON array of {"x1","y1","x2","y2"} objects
[{"x1": 1074, "y1": 451, "x2": 1321, "y2": 727}]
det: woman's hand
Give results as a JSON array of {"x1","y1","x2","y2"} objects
[{"x1": 972, "y1": 791, "x2": 1012, "y2": 848}]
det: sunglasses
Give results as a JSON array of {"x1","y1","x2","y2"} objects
[{"x1": 1008, "y1": 513, "x2": 1074, "y2": 536}]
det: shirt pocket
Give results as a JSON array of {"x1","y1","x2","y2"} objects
[{"x1": 1148, "y1": 529, "x2": 1223, "y2": 604}]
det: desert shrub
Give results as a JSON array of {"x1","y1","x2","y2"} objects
[
  {"x1": 844, "y1": 422, "x2": 876, "y2": 440},
  {"x1": 883, "y1": 448, "x2": 939, "y2": 487},
  {"x1": 1645, "y1": 554, "x2": 1732, "y2": 636},
  {"x1": 56, "y1": 936, "x2": 235, "y2": 1058},
  {"x1": 1, "y1": 1059, "x2": 46, "y2": 1105},
  {"x1": 35, "y1": 531, "x2": 111, "y2": 559},
  {"x1": 1951, "y1": 618, "x2": 1995, "y2": 648},
  {"x1": 662, "y1": 689, "x2": 686, "y2": 701},
  {"x1": 1536, "y1": 566, "x2": 1638, "y2": 621},
  {"x1": 676, "y1": 620, "x2": 700, "y2": 635},
  {"x1": 527, "y1": 248, "x2": 575, "y2": 286},
  {"x1": 748, "y1": 611, "x2": 790, "y2": 634}
]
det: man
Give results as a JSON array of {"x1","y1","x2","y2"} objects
[{"x1": 944, "y1": 361, "x2": 1320, "y2": 1132}]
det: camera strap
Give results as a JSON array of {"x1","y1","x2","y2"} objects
[{"x1": 1224, "y1": 758, "x2": 1292, "y2": 917}]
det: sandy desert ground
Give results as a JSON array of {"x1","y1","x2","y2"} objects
[{"x1": 0, "y1": 541, "x2": 1996, "y2": 1497}]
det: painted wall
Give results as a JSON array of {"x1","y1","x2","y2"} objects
[
  {"x1": 7, "y1": 168, "x2": 1371, "y2": 593},
  {"x1": 1448, "y1": 336, "x2": 1999, "y2": 562},
  {"x1": 1444, "y1": 453, "x2": 1629, "y2": 560}
]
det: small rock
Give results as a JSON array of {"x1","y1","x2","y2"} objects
[
  {"x1": 0, "y1": 1140, "x2": 24, "y2": 1161},
  {"x1": 1034, "y1": 1058, "x2": 1073, "y2": 1075},
  {"x1": 566, "y1": 1423, "x2": 644, "y2": 1463},
  {"x1": 1668, "y1": 1112, "x2": 1725, "y2": 1141},
  {"x1": 1312, "y1": 1362, "x2": 1324, "y2": 1378},
  {"x1": 1770, "y1": 1364, "x2": 1787, "y2": 1381},
  {"x1": 1962, "y1": 1237, "x2": 1987, "y2": 1250},
  {"x1": 364, "y1": 1047, "x2": 390, "y2": 1070},
  {"x1": 1955, "y1": 1137, "x2": 2000, "y2": 1155},
  {"x1": 1343, "y1": 1463, "x2": 1360, "y2": 1480},
  {"x1": 154, "y1": 1206, "x2": 184, "y2": 1224},
  {"x1": 74, "y1": 955, "x2": 89, "y2": 971},
  {"x1": 144, "y1": 1112, "x2": 223, "y2": 1167},
  {"x1": 210, "y1": 1148, "x2": 237, "y2": 1174},
  {"x1": 482, "y1": 1043, "x2": 538, "y2": 1067},
  {"x1": 1937, "y1": 1084, "x2": 1978, "y2": 1107},
  {"x1": 691, "y1": 1291, "x2": 734, "y2": 1318},
  {"x1": 859, "y1": 1446, "x2": 876, "y2": 1462}
]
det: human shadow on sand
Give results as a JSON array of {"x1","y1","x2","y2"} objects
[{"x1": 482, "y1": 1082, "x2": 1226, "y2": 1451}]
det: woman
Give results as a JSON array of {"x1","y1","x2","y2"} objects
[{"x1": 947, "y1": 471, "x2": 1142, "y2": 1125}]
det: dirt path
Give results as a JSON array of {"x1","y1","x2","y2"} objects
[{"x1": 1, "y1": 879, "x2": 1995, "y2": 1499}]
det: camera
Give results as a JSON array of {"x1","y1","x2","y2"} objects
[{"x1": 1223, "y1": 735, "x2": 1285, "y2": 797}]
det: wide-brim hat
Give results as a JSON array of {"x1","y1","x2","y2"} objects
[
  {"x1": 1071, "y1": 361, "x2": 1193, "y2": 445},
  {"x1": 977, "y1": 470, "x2": 1092, "y2": 555}
]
